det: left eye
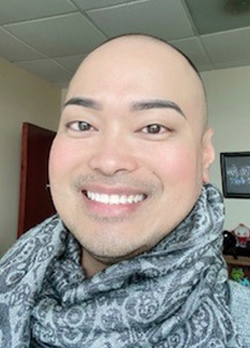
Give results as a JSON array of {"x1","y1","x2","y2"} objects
[
  {"x1": 142, "y1": 124, "x2": 166, "y2": 134},
  {"x1": 67, "y1": 121, "x2": 94, "y2": 132}
]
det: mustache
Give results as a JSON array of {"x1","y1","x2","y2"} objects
[{"x1": 72, "y1": 173, "x2": 156, "y2": 193}]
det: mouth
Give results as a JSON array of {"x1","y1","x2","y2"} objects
[{"x1": 83, "y1": 191, "x2": 147, "y2": 205}]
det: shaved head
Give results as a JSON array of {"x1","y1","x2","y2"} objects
[
  {"x1": 68, "y1": 34, "x2": 207, "y2": 134},
  {"x1": 96, "y1": 34, "x2": 203, "y2": 83},
  {"x1": 51, "y1": 32, "x2": 214, "y2": 275}
]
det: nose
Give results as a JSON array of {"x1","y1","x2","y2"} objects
[{"x1": 88, "y1": 134, "x2": 138, "y2": 176}]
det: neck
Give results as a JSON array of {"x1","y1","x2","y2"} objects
[{"x1": 81, "y1": 249, "x2": 108, "y2": 278}]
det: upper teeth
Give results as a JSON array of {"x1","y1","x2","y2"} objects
[{"x1": 86, "y1": 192, "x2": 145, "y2": 205}]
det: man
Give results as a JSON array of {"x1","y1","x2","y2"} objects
[{"x1": 0, "y1": 34, "x2": 249, "y2": 347}]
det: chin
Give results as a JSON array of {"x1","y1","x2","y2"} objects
[{"x1": 83, "y1": 241, "x2": 150, "y2": 265}]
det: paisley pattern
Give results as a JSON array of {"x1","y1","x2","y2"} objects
[{"x1": 0, "y1": 184, "x2": 246, "y2": 347}]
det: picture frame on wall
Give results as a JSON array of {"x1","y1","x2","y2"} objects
[{"x1": 220, "y1": 152, "x2": 250, "y2": 198}]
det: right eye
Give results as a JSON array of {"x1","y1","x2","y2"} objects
[{"x1": 67, "y1": 121, "x2": 94, "y2": 132}]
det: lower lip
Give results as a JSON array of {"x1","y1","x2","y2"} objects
[{"x1": 82, "y1": 193, "x2": 146, "y2": 218}]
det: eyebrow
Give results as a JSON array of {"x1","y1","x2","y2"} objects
[
  {"x1": 64, "y1": 97, "x2": 101, "y2": 110},
  {"x1": 64, "y1": 97, "x2": 185, "y2": 118},
  {"x1": 131, "y1": 99, "x2": 185, "y2": 117}
]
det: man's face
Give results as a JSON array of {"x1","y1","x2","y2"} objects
[{"x1": 49, "y1": 38, "x2": 214, "y2": 272}]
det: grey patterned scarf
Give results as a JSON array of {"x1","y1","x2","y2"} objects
[{"x1": 0, "y1": 184, "x2": 245, "y2": 347}]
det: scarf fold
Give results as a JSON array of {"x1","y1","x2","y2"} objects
[{"x1": 0, "y1": 184, "x2": 245, "y2": 347}]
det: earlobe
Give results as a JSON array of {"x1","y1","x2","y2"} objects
[{"x1": 202, "y1": 128, "x2": 215, "y2": 183}]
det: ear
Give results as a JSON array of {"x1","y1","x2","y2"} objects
[{"x1": 202, "y1": 128, "x2": 215, "y2": 183}]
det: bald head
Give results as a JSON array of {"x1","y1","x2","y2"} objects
[
  {"x1": 96, "y1": 34, "x2": 203, "y2": 83},
  {"x1": 52, "y1": 34, "x2": 215, "y2": 274},
  {"x1": 67, "y1": 34, "x2": 207, "y2": 134}
]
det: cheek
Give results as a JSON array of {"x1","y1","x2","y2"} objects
[
  {"x1": 143, "y1": 142, "x2": 201, "y2": 184},
  {"x1": 49, "y1": 137, "x2": 82, "y2": 182}
]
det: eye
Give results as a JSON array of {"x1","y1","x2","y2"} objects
[
  {"x1": 142, "y1": 124, "x2": 167, "y2": 134},
  {"x1": 67, "y1": 121, "x2": 94, "y2": 132}
]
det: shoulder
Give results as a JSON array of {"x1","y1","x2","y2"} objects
[{"x1": 229, "y1": 280, "x2": 250, "y2": 346}]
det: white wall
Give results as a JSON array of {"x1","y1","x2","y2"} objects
[
  {"x1": 0, "y1": 56, "x2": 61, "y2": 258},
  {"x1": 61, "y1": 88, "x2": 68, "y2": 105},
  {"x1": 202, "y1": 66, "x2": 250, "y2": 231}
]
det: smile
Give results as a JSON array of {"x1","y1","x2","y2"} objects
[{"x1": 85, "y1": 191, "x2": 146, "y2": 205}]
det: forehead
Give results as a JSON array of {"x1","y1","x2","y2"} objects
[
  {"x1": 66, "y1": 38, "x2": 206, "y2": 124},
  {"x1": 70, "y1": 39, "x2": 192, "y2": 89}
]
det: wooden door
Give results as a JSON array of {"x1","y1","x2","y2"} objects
[{"x1": 17, "y1": 123, "x2": 56, "y2": 237}]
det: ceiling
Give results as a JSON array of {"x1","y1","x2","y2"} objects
[{"x1": 1, "y1": 0, "x2": 250, "y2": 87}]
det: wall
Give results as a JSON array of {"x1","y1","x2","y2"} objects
[
  {"x1": 0, "y1": 56, "x2": 61, "y2": 258},
  {"x1": 202, "y1": 66, "x2": 250, "y2": 230},
  {"x1": 61, "y1": 88, "x2": 68, "y2": 105}
]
